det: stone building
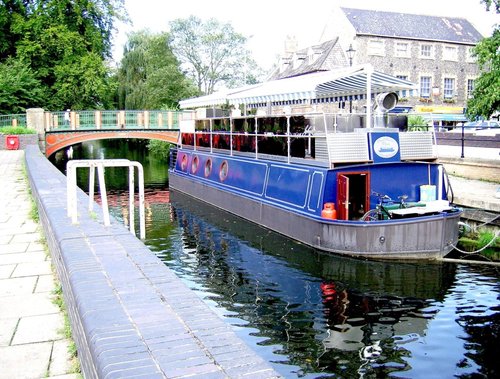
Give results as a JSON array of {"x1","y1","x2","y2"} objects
[{"x1": 270, "y1": 7, "x2": 483, "y2": 122}]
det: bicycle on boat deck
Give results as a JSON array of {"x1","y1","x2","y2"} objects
[{"x1": 361, "y1": 191, "x2": 413, "y2": 221}]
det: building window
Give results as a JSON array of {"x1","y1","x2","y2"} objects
[
  {"x1": 443, "y1": 78, "x2": 455, "y2": 99},
  {"x1": 420, "y1": 44, "x2": 434, "y2": 59},
  {"x1": 396, "y1": 75, "x2": 409, "y2": 97},
  {"x1": 467, "y1": 79, "x2": 475, "y2": 98},
  {"x1": 293, "y1": 54, "x2": 305, "y2": 69},
  {"x1": 368, "y1": 40, "x2": 385, "y2": 56},
  {"x1": 420, "y1": 76, "x2": 432, "y2": 98},
  {"x1": 466, "y1": 47, "x2": 476, "y2": 62},
  {"x1": 443, "y1": 45, "x2": 458, "y2": 61},
  {"x1": 395, "y1": 42, "x2": 410, "y2": 58}
]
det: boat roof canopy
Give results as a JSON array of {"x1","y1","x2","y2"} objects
[{"x1": 179, "y1": 64, "x2": 417, "y2": 109}]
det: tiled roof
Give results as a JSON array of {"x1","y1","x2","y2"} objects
[
  {"x1": 342, "y1": 7, "x2": 483, "y2": 44},
  {"x1": 269, "y1": 38, "x2": 345, "y2": 80}
]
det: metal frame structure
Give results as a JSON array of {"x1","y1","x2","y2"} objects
[{"x1": 66, "y1": 159, "x2": 146, "y2": 239}]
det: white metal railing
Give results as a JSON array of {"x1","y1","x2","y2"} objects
[{"x1": 66, "y1": 159, "x2": 145, "y2": 239}]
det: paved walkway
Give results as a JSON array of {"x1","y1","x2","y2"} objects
[
  {"x1": 448, "y1": 176, "x2": 500, "y2": 213},
  {"x1": 0, "y1": 151, "x2": 77, "y2": 379},
  {"x1": 437, "y1": 144, "x2": 500, "y2": 212}
]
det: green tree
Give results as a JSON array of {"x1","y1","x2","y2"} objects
[
  {"x1": 0, "y1": 57, "x2": 45, "y2": 114},
  {"x1": 169, "y1": 16, "x2": 262, "y2": 94},
  {"x1": 482, "y1": 0, "x2": 499, "y2": 12},
  {"x1": 0, "y1": 0, "x2": 28, "y2": 60},
  {"x1": 1, "y1": 0, "x2": 126, "y2": 111},
  {"x1": 117, "y1": 30, "x2": 198, "y2": 109},
  {"x1": 467, "y1": 1, "x2": 500, "y2": 119}
]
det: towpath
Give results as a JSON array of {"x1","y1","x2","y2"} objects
[{"x1": 0, "y1": 150, "x2": 77, "y2": 378}]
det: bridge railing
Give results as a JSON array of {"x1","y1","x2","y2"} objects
[
  {"x1": 0, "y1": 113, "x2": 27, "y2": 128},
  {"x1": 45, "y1": 110, "x2": 182, "y2": 131}
]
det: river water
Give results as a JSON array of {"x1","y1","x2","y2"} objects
[{"x1": 51, "y1": 140, "x2": 500, "y2": 378}]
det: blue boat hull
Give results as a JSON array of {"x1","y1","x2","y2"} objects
[{"x1": 169, "y1": 150, "x2": 461, "y2": 259}]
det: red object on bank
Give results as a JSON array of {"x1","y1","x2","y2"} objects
[{"x1": 6, "y1": 135, "x2": 19, "y2": 150}]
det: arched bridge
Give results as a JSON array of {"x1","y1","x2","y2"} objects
[{"x1": 43, "y1": 110, "x2": 182, "y2": 157}]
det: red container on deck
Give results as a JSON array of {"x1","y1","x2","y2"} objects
[
  {"x1": 6, "y1": 135, "x2": 19, "y2": 150},
  {"x1": 321, "y1": 202, "x2": 337, "y2": 220}
]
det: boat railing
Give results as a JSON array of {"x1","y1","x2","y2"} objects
[{"x1": 179, "y1": 111, "x2": 438, "y2": 165}]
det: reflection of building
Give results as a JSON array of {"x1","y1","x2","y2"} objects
[{"x1": 271, "y1": 7, "x2": 483, "y2": 125}]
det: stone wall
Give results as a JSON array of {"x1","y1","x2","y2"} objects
[{"x1": 439, "y1": 157, "x2": 500, "y2": 183}]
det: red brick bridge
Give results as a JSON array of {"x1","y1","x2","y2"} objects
[{"x1": 43, "y1": 110, "x2": 181, "y2": 157}]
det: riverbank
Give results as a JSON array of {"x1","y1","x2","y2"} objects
[{"x1": 0, "y1": 150, "x2": 77, "y2": 378}]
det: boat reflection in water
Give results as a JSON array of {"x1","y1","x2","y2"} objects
[{"x1": 149, "y1": 190, "x2": 494, "y2": 378}]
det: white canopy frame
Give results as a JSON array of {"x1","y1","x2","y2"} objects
[{"x1": 179, "y1": 64, "x2": 417, "y2": 128}]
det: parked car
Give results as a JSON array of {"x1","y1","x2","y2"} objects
[{"x1": 463, "y1": 121, "x2": 499, "y2": 129}]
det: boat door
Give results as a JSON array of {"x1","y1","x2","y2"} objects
[
  {"x1": 337, "y1": 175, "x2": 349, "y2": 220},
  {"x1": 337, "y1": 172, "x2": 370, "y2": 220}
]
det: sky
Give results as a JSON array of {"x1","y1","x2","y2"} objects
[{"x1": 112, "y1": 0, "x2": 500, "y2": 69}]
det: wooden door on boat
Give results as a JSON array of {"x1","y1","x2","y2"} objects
[{"x1": 337, "y1": 174, "x2": 349, "y2": 220}]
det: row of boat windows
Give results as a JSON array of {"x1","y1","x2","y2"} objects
[
  {"x1": 195, "y1": 116, "x2": 309, "y2": 134},
  {"x1": 181, "y1": 132, "x2": 315, "y2": 159},
  {"x1": 180, "y1": 155, "x2": 229, "y2": 181}
]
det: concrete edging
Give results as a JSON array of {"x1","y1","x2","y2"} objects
[{"x1": 24, "y1": 145, "x2": 281, "y2": 379}]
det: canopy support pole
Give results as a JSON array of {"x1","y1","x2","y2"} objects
[{"x1": 365, "y1": 65, "x2": 373, "y2": 128}]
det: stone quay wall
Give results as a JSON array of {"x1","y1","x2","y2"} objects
[{"x1": 24, "y1": 145, "x2": 281, "y2": 379}]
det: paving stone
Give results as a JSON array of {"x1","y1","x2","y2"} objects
[
  {"x1": 11, "y1": 260, "x2": 52, "y2": 277},
  {"x1": 0, "y1": 242, "x2": 29, "y2": 254},
  {"x1": 0, "y1": 318, "x2": 18, "y2": 347},
  {"x1": 26, "y1": 240, "x2": 47, "y2": 253},
  {"x1": 48, "y1": 339, "x2": 74, "y2": 377},
  {"x1": 0, "y1": 264, "x2": 15, "y2": 279},
  {"x1": 0, "y1": 276, "x2": 37, "y2": 297},
  {"x1": 0, "y1": 234, "x2": 12, "y2": 244},
  {"x1": 35, "y1": 274, "x2": 56, "y2": 293},
  {"x1": 0, "y1": 251, "x2": 47, "y2": 265},
  {"x1": 0, "y1": 342, "x2": 53, "y2": 379},
  {"x1": 10, "y1": 232, "x2": 41, "y2": 244},
  {"x1": 0, "y1": 293, "x2": 59, "y2": 318},
  {"x1": 11, "y1": 313, "x2": 64, "y2": 345},
  {"x1": 46, "y1": 374, "x2": 80, "y2": 379}
]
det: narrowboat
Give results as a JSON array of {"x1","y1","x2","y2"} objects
[{"x1": 169, "y1": 65, "x2": 462, "y2": 259}]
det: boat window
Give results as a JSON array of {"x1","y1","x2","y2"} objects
[
  {"x1": 233, "y1": 118, "x2": 255, "y2": 133},
  {"x1": 191, "y1": 155, "x2": 199, "y2": 174},
  {"x1": 213, "y1": 118, "x2": 230, "y2": 132},
  {"x1": 219, "y1": 161, "x2": 229, "y2": 181},
  {"x1": 204, "y1": 158, "x2": 212, "y2": 177},
  {"x1": 195, "y1": 119, "x2": 210, "y2": 131},
  {"x1": 233, "y1": 118, "x2": 256, "y2": 153},
  {"x1": 180, "y1": 154, "x2": 188, "y2": 171}
]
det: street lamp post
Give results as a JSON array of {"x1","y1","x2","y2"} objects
[{"x1": 346, "y1": 44, "x2": 356, "y2": 112}]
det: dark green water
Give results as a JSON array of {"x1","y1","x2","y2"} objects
[{"x1": 51, "y1": 140, "x2": 500, "y2": 378}]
